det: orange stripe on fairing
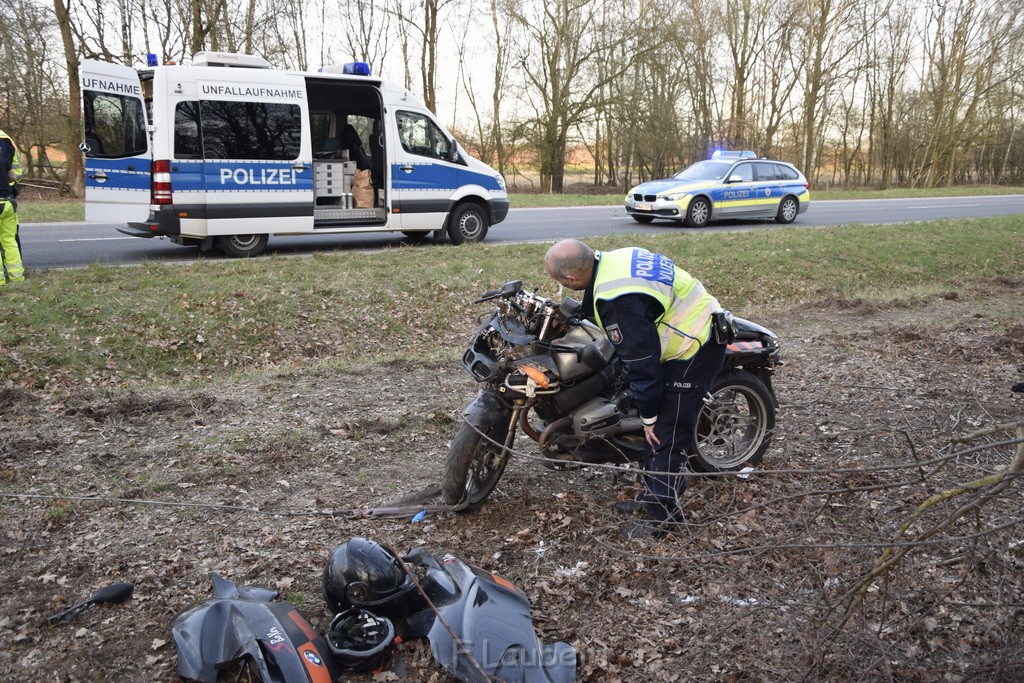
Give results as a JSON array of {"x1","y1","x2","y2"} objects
[
  {"x1": 727, "y1": 341, "x2": 763, "y2": 352},
  {"x1": 288, "y1": 610, "x2": 320, "y2": 640},
  {"x1": 491, "y1": 573, "x2": 521, "y2": 593}
]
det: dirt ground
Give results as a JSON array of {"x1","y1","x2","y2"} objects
[{"x1": 2, "y1": 283, "x2": 1023, "y2": 682}]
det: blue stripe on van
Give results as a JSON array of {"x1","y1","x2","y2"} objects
[
  {"x1": 85, "y1": 157, "x2": 152, "y2": 191},
  {"x1": 170, "y1": 160, "x2": 313, "y2": 193},
  {"x1": 392, "y1": 162, "x2": 502, "y2": 192}
]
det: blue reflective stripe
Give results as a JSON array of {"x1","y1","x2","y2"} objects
[
  {"x1": 176, "y1": 160, "x2": 312, "y2": 193},
  {"x1": 85, "y1": 157, "x2": 151, "y2": 191},
  {"x1": 392, "y1": 162, "x2": 502, "y2": 191},
  {"x1": 392, "y1": 162, "x2": 460, "y2": 191}
]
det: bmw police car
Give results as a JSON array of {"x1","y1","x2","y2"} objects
[{"x1": 624, "y1": 150, "x2": 809, "y2": 227}]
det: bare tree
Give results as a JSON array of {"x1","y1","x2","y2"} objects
[
  {"x1": 915, "y1": 0, "x2": 1023, "y2": 186},
  {"x1": 336, "y1": 0, "x2": 391, "y2": 74},
  {"x1": 53, "y1": 0, "x2": 84, "y2": 196},
  {"x1": 504, "y1": 0, "x2": 649, "y2": 193},
  {"x1": 724, "y1": 0, "x2": 772, "y2": 148},
  {"x1": 794, "y1": 0, "x2": 864, "y2": 181},
  {"x1": 389, "y1": 0, "x2": 460, "y2": 113}
]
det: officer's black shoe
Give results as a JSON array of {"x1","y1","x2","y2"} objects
[{"x1": 613, "y1": 500, "x2": 647, "y2": 515}]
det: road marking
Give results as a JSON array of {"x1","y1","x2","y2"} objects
[
  {"x1": 58, "y1": 237, "x2": 138, "y2": 242},
  {"x1": 905, "y1": 203, "x2": 981, "y2": 209}
]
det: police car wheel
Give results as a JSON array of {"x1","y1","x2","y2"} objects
[
  {"x1": 685, "y1": 197, "x2": 711, "y2": 228},
  {"x1": 217, "y1": 234, "x2": 269, "y2": 258},
  {"x1": 776, "y1": 196, "x2": 799, "y2": 224},
  {"x1": 631, "y1": 215, "x2": 655, "y2": 224},
  {"x1": 447, "y1": 203, "x2": 489, "y2": 245}
]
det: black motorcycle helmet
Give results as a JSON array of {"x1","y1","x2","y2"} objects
[
  {"x1": 326, "y1": 607, "x2": 395, "y2": 671},
  {"x1": 322, "y1": 537, "x2": 417, "y2": 616}
]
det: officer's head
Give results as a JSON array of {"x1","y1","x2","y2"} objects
[{"x1": 545, "y1": 239, "x2": 595, "y2": 291}]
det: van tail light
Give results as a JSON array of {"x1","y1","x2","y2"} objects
[
  {"x1": 804, "y1": 182, "x2": 809, "y2": 190},
  {"x1": 152, "y1": 159, "x2": 173, "y2": 205}
]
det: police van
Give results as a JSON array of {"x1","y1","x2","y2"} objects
[{"x1": 80, "y1": 52, "x2": 509, "y2": 257}]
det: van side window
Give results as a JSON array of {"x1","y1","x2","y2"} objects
[
  {"x1": 174, "y1": 101, "x2": 202, "y2": 159},
  {"x1": 200, "y1": 101, "x2": 301, "y2": 160},
  {"x1": 83, "y1": 91, "x2": 147, "y2": 158},
  {"x1": 396, "y1": 110, "x2": 450, "y2": 160}
]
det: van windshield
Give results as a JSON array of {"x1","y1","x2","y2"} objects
[{"x1": 673, "y1": 161, "x2": 732, "y2": 181}]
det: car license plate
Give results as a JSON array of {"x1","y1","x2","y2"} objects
[{"x1": 636, "y1": 202, "x2": 652, "y2": 211}]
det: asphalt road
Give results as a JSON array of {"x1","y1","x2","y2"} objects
[{"x1": 18, "y1": 194, "x2": 1024, "y2": 270}]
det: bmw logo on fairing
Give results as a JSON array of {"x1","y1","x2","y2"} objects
[{"x1": 303, "y1": 650, "x2": 324, "y2": 666}]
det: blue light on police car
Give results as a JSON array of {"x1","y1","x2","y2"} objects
[
  {"x1": 147, "y1": 53, "x2": 159, "y2": 67},
  {"x1": 711, "y1": 149, "x2": 757, "y2": 160},
  {"x1": 342, "y1": 62, "x2": 372, "y2": 76}
]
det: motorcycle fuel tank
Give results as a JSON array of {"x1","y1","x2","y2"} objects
[{"x1": 551, "y1": 322, "x2": 615, "y2": 381}]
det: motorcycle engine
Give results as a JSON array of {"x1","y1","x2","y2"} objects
[{"x1": 572, "y1": 398, "x2": 622, "y2": 437}]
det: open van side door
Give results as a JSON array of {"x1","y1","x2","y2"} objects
[{"x1": 80, "y1": 60, "x2": 152, "y2": 223}]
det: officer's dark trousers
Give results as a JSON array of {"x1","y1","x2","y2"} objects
[{"x1": 642, "y1": 339, "x2": 727, "y2": 523}]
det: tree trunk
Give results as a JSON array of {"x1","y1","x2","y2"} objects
[{"x1": 53, "y1": 0, "x2": 83, "y2": 197}]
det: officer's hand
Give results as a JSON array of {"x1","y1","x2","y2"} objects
[{"x1": 643, "y1": 423, "x2": 659, "y2": 447}]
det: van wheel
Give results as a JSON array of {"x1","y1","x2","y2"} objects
[
  {"x1": 217, "y1": 234, "x2": 269, "y2": 258},
  {"x1": 447, "y1": 203, "x2": 488, "y2": 245}
]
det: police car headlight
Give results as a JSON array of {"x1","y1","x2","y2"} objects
[
  {"x1": 494, "y1": 174, "x2": 506, "y2": 192},
  {"x1": 661, "y1": 192, "x2": 690, "y2": 202}
]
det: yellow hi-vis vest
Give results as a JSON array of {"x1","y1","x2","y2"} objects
[
  {"x1": 592, "y1": 248, "x2": 721, "y2": 361},
  {"x1": 0, "y1": 130, "x2": 21, "y2": 187}
]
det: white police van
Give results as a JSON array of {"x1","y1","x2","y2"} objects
[{"x1": 80, "y1": 52, "x2": 509, "y2": 257}]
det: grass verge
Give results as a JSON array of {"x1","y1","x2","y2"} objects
[{"x1": 2, "y1": 216, "x2": 1022, "y2": 390}]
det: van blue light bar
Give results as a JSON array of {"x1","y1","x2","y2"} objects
[{"x1": 343, "y1": 62, "x2": 372, "y2": 76}]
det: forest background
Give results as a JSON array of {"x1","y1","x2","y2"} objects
[{"x1": 2, "y1": 0, "x2": 1023, "y2": 199}]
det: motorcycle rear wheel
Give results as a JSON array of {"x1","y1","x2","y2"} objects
[
  {"x1": 441, "y1": 418, "x2": 511, "y2": 509},
  {"x1": 692, "y1": 370, "x2": 775, "y2": 472}
]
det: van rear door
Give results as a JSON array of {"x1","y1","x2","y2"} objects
[{"x1": 80, "y1": 60, "x2": 152, "y2": 223}]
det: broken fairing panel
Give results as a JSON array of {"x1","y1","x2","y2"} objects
[
  {"x1": 401, "y1": 547, "x2": 577, "y2": 683},
  {"x1": 171, "y1": 573, "x2": 339, "y2": 683}
]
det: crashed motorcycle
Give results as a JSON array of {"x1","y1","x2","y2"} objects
[{"x1": 442, "y1": 280, "x2": 781, "y2": 509}]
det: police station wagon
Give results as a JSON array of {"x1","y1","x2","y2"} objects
[{"x1": 624, "y1": 151, "x2": 809, "y2": 228}]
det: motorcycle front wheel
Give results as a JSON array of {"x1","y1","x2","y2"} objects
[
  {"x1": 692, "y1": 370, "x2": 775, "y2": 473},
  {"x1": 441, "y1": 418, "x2": 512, "y2": 509}
]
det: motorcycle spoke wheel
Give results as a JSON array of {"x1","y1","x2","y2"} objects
[
  {"x1": 441, "y1": 419, "x2": 511, "y2": 509},
  {"x1": 692, "y1": 371, "x2": 775, "y2": 473}
]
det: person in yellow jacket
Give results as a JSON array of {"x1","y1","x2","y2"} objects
[
  {"x1": 0, "y1": 130, "x2": 24, "y2": 284},
  {"x1": 545, "y1": 240, "x2": 727, "y2": 538}
]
